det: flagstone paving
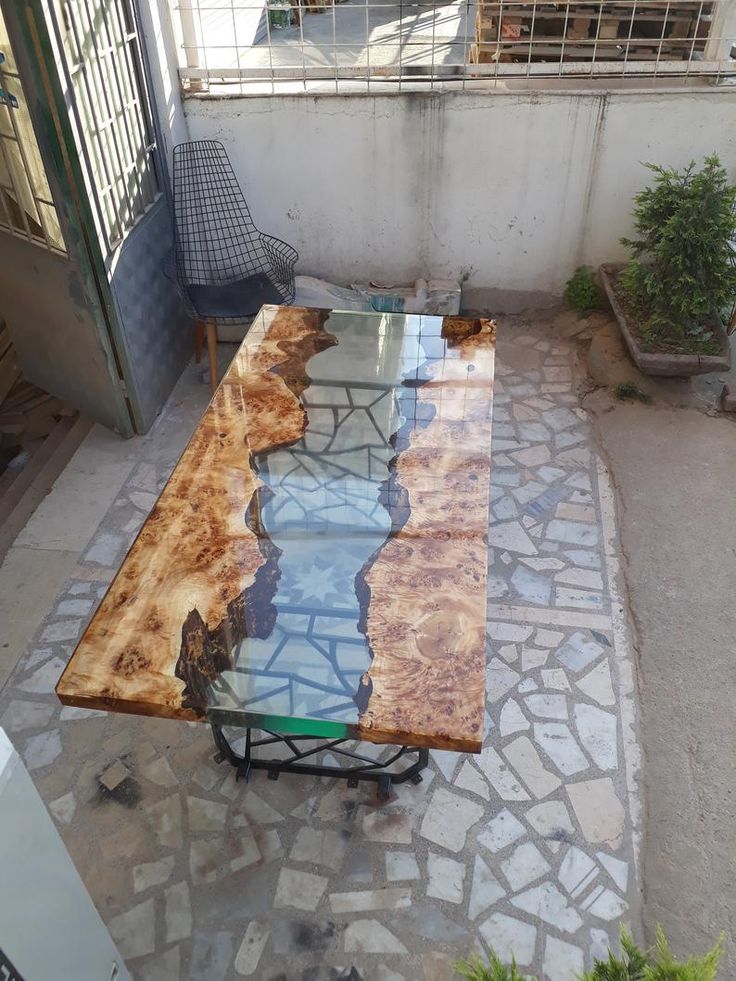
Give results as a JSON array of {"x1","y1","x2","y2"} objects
[{"x1": 0, "y1": 314, "x2": 641, "y2": 980}]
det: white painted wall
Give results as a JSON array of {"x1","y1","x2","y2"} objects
[
  {"x1": 184, "y1": 88, "x2": 736, "y2": 300},
  {"x1": 139, "y1": 0, "x2": 190, "y2": 174}
]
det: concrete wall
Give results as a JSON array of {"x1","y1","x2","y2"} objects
[{"x1": 184, "y1": 88, "x2": 736, "y2": 302}]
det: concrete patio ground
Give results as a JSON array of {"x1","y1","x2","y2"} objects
[{"x1": 0, "y1": 312, "x2": 644, "y2": 980}]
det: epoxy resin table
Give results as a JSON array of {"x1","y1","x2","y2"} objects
[{"x1": 57, "y1": 307, "x2": 495, "y2": 795}]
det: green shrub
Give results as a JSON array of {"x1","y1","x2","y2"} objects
[
  {"x1": 581, "y1": 926, "x2": 723, "y2": 981},
  {"x1": 457, "y1": 928, "x2": 724, "y2": 981},
  {"x1": 614, "y1": 381, "x2": 651, "y2": 404},
  {"x1": 565, "y1": 266, "x2": 604, "y2": 315},
  {"x1": 620, "y1": 155, "x2": 736, "y2": 353},
  {"x1": 455, "y1": 952, "x2": 526, "y2": 981}
]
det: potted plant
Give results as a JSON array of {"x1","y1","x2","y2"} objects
[{"x1": 600, "y1": 155, "x2": 736, "y2": 376}]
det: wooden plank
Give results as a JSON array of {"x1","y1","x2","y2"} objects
[
  {"x1": 0, "y1": 415, "x2": 91, "y2": 562},
  {"x1": 0, "y1": 325, "x2": 11, "y2": 361},
  {"x1": 0, "y1": 349, "x2": 20, "y2": 405},
  {"x1": 57, "y1": 306, "x2": 495, "y2": 752}
]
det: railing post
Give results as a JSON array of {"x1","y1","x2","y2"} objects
[
  {"x1": 178, "y1": 0, "x2": 205, "y2": 90},
  {"x1": 704, "y1": 0, "x2": 736, "y2": 63}
]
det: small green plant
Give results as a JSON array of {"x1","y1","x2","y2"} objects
[
  {"x1": 614, "y1": 380, "x2": 651, "y2": 404},
  {"x1": 620, "y1": 154, "x2": 736, "y2": 355},
  {"x1": 565, "y1": 266, "x2": 604, "y2": 315},
  {"x1": 456, "y1": 928, "x2": 724, "y2": 981},
  {"x1": 455, "y1": 951, "x2": 526, "y2": 981},
  {"x1": 581, "y1": 926, "x2": 723, "y2": 981}
]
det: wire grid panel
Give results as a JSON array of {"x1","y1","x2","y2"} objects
[
  {"x1": 172, "y1": 0, "x2": 736, "y2": 90},
  {"x1": 0, "y1": 7, "x2": 65, "y2": 253},
  {"x1": 44, "y1": 0, "x2": 160, "y2": 255},
  {"x1": 173, "y1": 140, "x2": 297, "y2": 305}
]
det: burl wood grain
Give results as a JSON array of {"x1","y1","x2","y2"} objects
[
  {"x1": 56, "y1": 306, "x2": 333, "y2": 719},
  {"x1": 355, "y1": 319, "x2": 496, "y2": 753}
]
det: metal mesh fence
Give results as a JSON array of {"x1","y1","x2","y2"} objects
[{"x1": 172, "y1": 0, "x2": 736, "y2": 91}]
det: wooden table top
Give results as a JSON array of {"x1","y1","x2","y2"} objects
[{"x1": 57, "y1": 306, "x2": 495, "y2": 752}]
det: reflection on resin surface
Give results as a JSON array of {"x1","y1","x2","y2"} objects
[
  {"x1": 57, "y1": 307, "x2": 495, "y2": 751},
  {"x1": 211, "y1": 313, "x2": 434, "y2": 726}
]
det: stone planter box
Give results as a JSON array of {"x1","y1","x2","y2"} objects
[{"x1": 599, "y1": 263, "x2": 732, "y2": 377}]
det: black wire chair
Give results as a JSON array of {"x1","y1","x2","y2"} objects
[{"x1": 172, "y1": 140, "x2": 298, "y2": 389}]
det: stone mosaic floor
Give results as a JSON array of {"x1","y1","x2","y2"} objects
[{"x1": 0, "y1": 315, "x2": 641, "y2": 980}]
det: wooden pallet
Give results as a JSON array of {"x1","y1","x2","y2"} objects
[{"x1": 470, "y1": 1, "x2": 713, "y2": 64}]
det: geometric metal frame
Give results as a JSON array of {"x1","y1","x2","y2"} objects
[{"x1": 211, "y1": 724, "x2": 429, "y2": 800}]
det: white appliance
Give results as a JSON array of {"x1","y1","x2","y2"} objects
[{"x1": 0, "y1": 728, "x2": 132, "y2": 981}]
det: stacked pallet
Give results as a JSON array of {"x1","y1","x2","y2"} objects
[
  {"x1": 0, "y1": 325, "x2": 74, "y2": 457},
  {"x1": 470, "y1": 2, "x2": 713, "y2": 65}
]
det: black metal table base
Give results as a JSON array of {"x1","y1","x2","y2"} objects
[{"x1": 211, "y1": 724, "x2": 429, "y2": 800}]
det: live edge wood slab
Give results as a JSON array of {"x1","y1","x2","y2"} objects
[{"x1": 57, "y1": 306, "x2": 496, "y2": 753}]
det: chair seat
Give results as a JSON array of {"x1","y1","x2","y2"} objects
[{"x1": 187, "y1": 274, "x2": 284, "y2": 319}]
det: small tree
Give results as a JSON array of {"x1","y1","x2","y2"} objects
[{"x1": 620, "y1": 155, "x2": 736, "y2": 351}]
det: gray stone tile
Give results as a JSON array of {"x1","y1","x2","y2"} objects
[
  {"x1": 454, "y1": 760, "x2": 490, "y2": 800},
  {"x1": 362, "y1": 806, "x2": 413, "y2": 844},
  {"x1": 274, "y1": 868, "x2": 328, "y2": 911},
  {"x1": 584, "y1": 886, "x2": 628, "y2": 921},
  {"x1": 541, "y1": 669, "x2": 571, "y2": 692},
  {"x1": 399, "y1": 903, "x2": 470, "y2": 944},
  {"x1": 511, "y1": 881, "x2": 583, "y2": 933},
  {"x1": 468, "y1": 854, "x2": 505, "y2": 919},
  {"x1": 511, "y1": 566, "x2": 551, "y2": 605},
  {"x1": 555, "y1": 632, "x2": 605, "y2": 673},
  {"x1": 109, "y1": 898, "x2": 156, "y2": 959},
  {"x1": 556, "y1": 586, "x2": 604, "y2": 611},
  {"x1": 534, "y1": 723, "x2": 589, "y2": 776},
  {"x1": 479, "y1": 747, "x2": 530, "y2": 802},
  {"x1": 23, "y1": 729, "x2": 61, "y2": 770},
  {"x1": 49, "y1": 791, "x2": 76, "y2": 825},
  {"x1": 419, "y1": 787, "x2": 484, "y2": 852},
  {"x1": 525, "y1": 800, "x2": 575, "y2": 844},
  {"x1": 189, "y1": 931, "x2": 234, "y2": 981},
  {"x1": 133, "y1": 856, "x2": 175, "y2": 894},
  {"x1": 566, "y1": 778, "x2": 625, "y2": 849},
  {"x1": 234, "y1": 922, "x2": 269, "y2": 976},
  {"x1": 597, "y1": 852, "x2": 629, "y2": 892},
  {"x1": 55, "y1": 598, "x2": 93, "y2": 616},
  {"x1": 139, "y1": 946, "x2": 181, "y2": 981},
  {"x1": 84, "y1": 532, "x2": 124, "y2": 565},
  {"x1": 40, "y1": 619, "x2": 81, "y2": 643},
  {"x1": 489, "y1": 520, "x2": 537, "y2": 556},
  {"x1": 290, "y1": 827, "x2": 346, "y2": 872},
  {"x1": 498, "y1": 698, "x2": 529, "y2": 738},
  {"x1": 487, "y1": 659, "x2": 521, "y2": 704},
  {"x1": 546, "y1": 520, "x2": 599, "y2": 547},
  {"x1": 502, "y1": 736, "x2": 561, "y2": 799},
  {"x1": 344, "y1": 920, "x2": 407, "y2": 955},
  {"x1": 524, "y1": 693, "x2": 568, "y2": 720},
  {"x1": 477, "y1": 808, "x2": 526, "y2": 854},
  {"x1": 142, "y1": 757, "x2": 179, "y2": 788},
  {"x1": 188, "y1": 796, "x2": 228, "y2": 832},
  {"x1": 386, "y1": 851, "x2": 420, "y2": 882},
  {"x1": 478, "y1": 913, "x2": 537, "y2": 967},
  {"x1": 544, "y1": 936, "x2": 585, "y2": 981},
  {"x1": 574, "y1": 704, "x2": 618, "y2": 769},
  {"x1": 1, "y1": 698, "x2": 55, "y2": 732},
  {"x1": 427, "y1": 853, "x2": 465, "y2": 904},
  {"x1": 144, "y1": 794, "x2": 183, "y2": 848},
  {"x1": 330, "y1": 888, "x2": 411, "y2": 913}
]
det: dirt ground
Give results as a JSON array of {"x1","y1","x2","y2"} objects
[{"x1": 593, "y1": 401, "x2": 736, "y2": 971}]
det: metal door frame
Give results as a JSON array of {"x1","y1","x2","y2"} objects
[{"x1": 1, "y1": 0, "x2": 156, "y2": 435}]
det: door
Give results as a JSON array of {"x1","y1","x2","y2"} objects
[{"x1": 0, "y1": 0, "x2": 136, "y2": 435}]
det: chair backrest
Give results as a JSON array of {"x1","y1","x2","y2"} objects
[{"x1": 173, "y1": 140, "x2": 269, "y2": 287}]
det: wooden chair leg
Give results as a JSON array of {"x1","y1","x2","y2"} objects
[
  {"x1": 206, "y1": 320, "x2": 218, "y2": 392},
  {"x1": 194, "y1": 320, "x2": 204, "y2": 364}
]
